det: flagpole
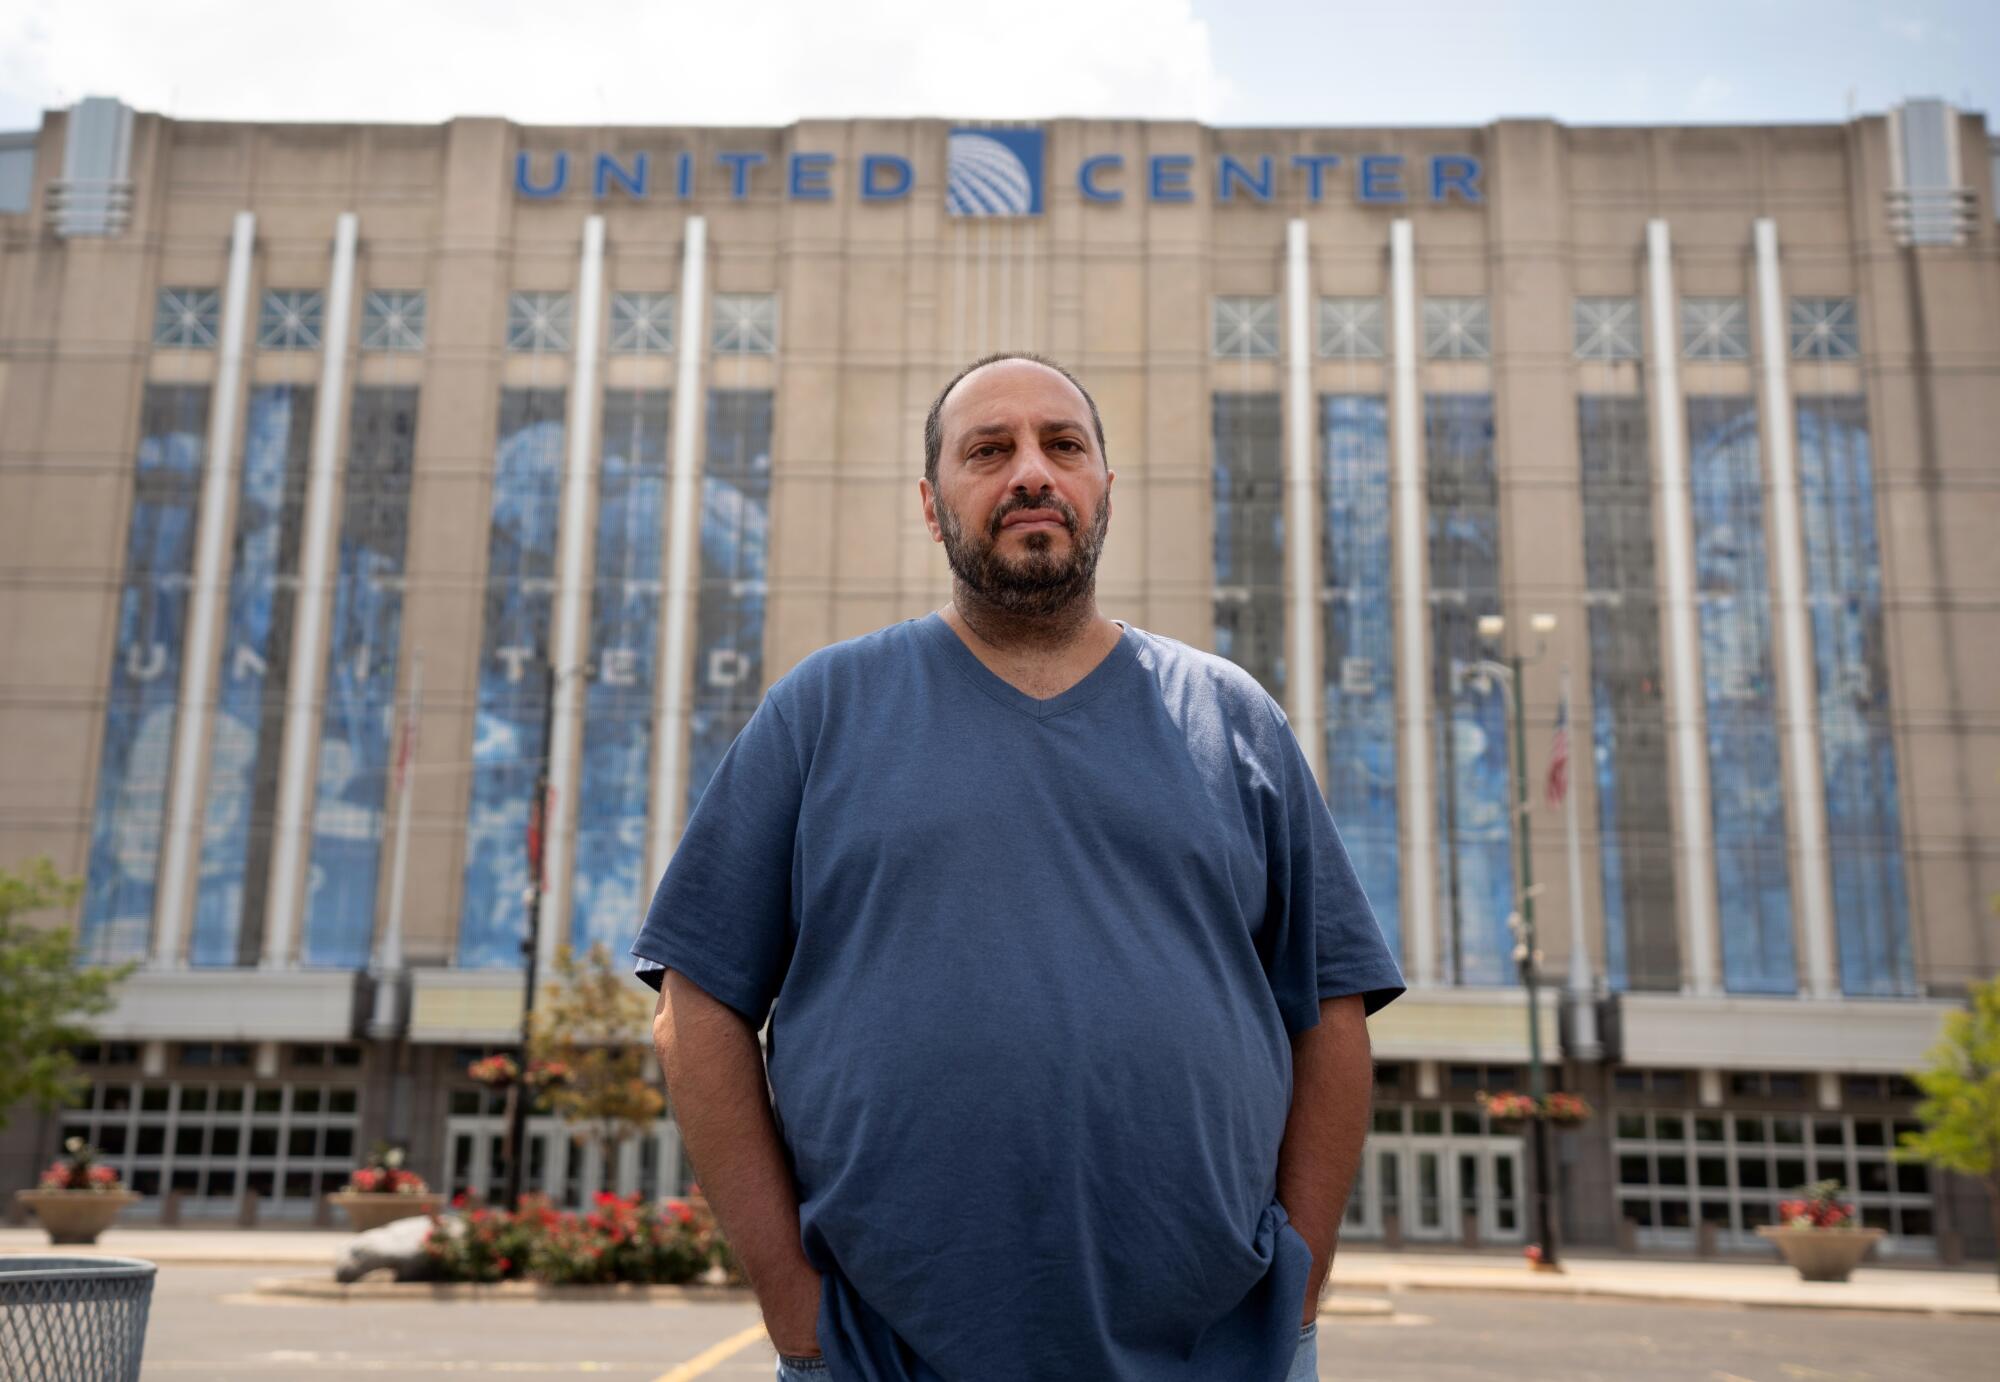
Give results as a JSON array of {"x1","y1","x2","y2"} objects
[{"x1": 1560, "y1": 663, "x2": 1600, "y2": 1059}]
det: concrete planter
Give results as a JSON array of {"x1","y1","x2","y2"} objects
[
  {"x1": 1755, "y1": 1225, "x2": 1886, "y2": 1282},
  {"x1": 15, "y1": 1189, "x2": 141, "y2": 1244},
  {"x1": 328, "y1": 1192, "x2": 445, "y2": 1233}
]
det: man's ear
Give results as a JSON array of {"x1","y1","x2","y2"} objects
[{"x1": 919, "y1": 476, "x2": 942, "y2": 542}]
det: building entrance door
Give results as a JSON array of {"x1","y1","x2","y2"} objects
[{"x1": 1340, "y1": 1108, "x2": 1525, "y2": 1246}]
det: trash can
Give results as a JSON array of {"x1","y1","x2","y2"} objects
[{"x1": 0, "y1": 1256, "x2": 157, "y2": 1382}]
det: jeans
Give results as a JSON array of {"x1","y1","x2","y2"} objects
[{"x1": 775, "y1": 1321, "x2": 1319, "y2": 1381}]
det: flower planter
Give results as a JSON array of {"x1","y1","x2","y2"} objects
[
  {"x1": 1755, "y1": 1225, "x2": 1885, "y2": 1282},
  {"x1": 329, "y1": 1192, "x2": 446, "y2": 1233},
  {"x1": 15, "y1": 1189, "x2": 141, "y2": 1245}
]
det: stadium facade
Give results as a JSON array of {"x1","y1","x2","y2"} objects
[{"x1": 0, "y1": 96, "x2": 1995, "y2": 1261}]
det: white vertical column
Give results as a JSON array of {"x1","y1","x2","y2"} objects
[
  {"x1": 1646, "y1": 219, "x2": 1721, "y2": 996},
  {"x1": 539, "y1": 215, "x2": 607, "y2": 971},
  {"x1": 1389, "y1": 219, "x2": 1436, "y2": 988},
  {"x1": 263, "y1": 212, "x2": 359, "y2": 969},
  {"x1": 1753, "y1": 217, "x2": 1836, "y2": 999},
  {"x1": 153, "y1": 210, "x2": 256, "y2": 968},
  {"x1": 648, "y1": 216, "x2": 710, "y2": 885},
  {"x1": 1283, "y1": 219, "x2": 1323, "y2": 781}
]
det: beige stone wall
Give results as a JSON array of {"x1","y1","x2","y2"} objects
[{"x1": 0, "y1": 108, "x2": 1992, "y2": 1004}]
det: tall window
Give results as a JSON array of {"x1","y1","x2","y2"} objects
[
  {"x1": 302, "y1": 387, "x2": 419, "y2": 968},
  {"x1": 457, "y1": 390, "x2": 566, "y2": 968},
  {"x1": 1211, "y1": 393, "x2": 1285, "y2": 702},
  {"x1": 1688, "y1": 397, "x2": 1794, "y2": 993},
  {"x1": 686, "y1": 390, "x2": 773, "y2": 814},
  {"x1": 191, "y1": 384, "x2": 315, "y2": 966},
  {"x1": 571, "y1": 391, "x2": 671, "y2": 957},
  {"x1": 1578, "y1": 397, "x2": 1679, "y2": 990},
  {"x1": 1426, "y1": 394, "x2": 1512, "y2": 985},
  {"x1": 1320, "y1": 395, "x2": 1398, "y2": 954},
  {"x1": 1796, "y1": 396, "x2": 1913, "y2": 996},
  {"x1": 81, "y1": 385, "x2": 211, "y2": 962}
]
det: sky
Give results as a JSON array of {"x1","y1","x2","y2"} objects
[{"x1": 0, "y1": 0, "x2": 1993, "y2": 131}]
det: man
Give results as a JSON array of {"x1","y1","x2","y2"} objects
[{"x1": 635, "y1": 354, "x2": 1403, "y2": 1382}]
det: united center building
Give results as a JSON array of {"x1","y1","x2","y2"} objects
[{"x1": 1, "y1": 97, "x2": 1995, "y2": 1263}]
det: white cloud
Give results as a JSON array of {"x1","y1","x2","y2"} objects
[{"x1": 0, "y1": 0, "x2": 1228, "y2": 129}]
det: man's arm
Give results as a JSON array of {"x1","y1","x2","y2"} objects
[
  {"x1": 652, "y1": 969, "x2": 823, "y2": 1357},
  {"x1": 1274, "y1": 993, "x2": 1373, "y2": 1325}
]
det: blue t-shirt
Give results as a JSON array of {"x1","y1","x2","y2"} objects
[{"x1": 633, "y1": 613, "x2": 1404, "y2": 1382}]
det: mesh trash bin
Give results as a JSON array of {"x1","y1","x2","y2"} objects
[{"x1": 0, "y1": 1256, "x2": 157, "y2": 1382}]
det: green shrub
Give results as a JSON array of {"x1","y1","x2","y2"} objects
[{"x1": 421, "y1": 1192, "x2": 730, "y2": 1285}]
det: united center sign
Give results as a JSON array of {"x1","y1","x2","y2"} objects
[{"x1": 515, "y1": 126, "x2": 1483, "y2": 211}]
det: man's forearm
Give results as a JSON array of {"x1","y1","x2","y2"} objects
[
  {"x1": 652, "y1": 970, "x2": 822, "y2": 1355},
  {"x1": 1275, "y1": 993, "x2": 1373, "y2": 1323}
]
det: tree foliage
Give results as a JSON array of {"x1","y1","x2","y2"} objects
[
  {"x1": 1896, "y1": 972, "x2": 2000, "y2": 1281},
  {"x1": 526, "y1": 942, "x2": 665, "y2": 1150},
  {"x1": 0, "y1": 857, "x2": 130, "y2": 1131}
]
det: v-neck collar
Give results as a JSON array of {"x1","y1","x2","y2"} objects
[{"x1": 918, "y1": 611, "x2": 1138, "y2": 722}]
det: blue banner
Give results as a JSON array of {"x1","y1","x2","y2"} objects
[
  {"x1": 1797, "y1": 397, "x2": 1913, "y2": 996},
  {"x1": 1425, "y1": 394, "x2": 1514, "y2": 987},
  {"x1": 686, "y1": 390, "x2": 772, "y2": 815},
  {"x1": 1688, "y1": 397, "x2": 1794, "y2": 994},
  {"x1": 1319, "y1": 395, "x2": 1399, "y2": 956},
  {"x1": 457, "y1": 390, "x2": 566, "y2": 968},
  {"x1": 571, "y1": 391, "x2": 670, "y2": 958},
  {"x1": 81, "y1": 385, "x2": 211, "y2": 962},
  {"x1": 301, "y1": 387, "x2": 418, "y2": 968},
  {"x1": 191, "y1": 384, "x2": 313, "y2": 966}
]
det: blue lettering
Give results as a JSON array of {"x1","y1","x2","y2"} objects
[
  {"x1": 1358, "y1": 155, "x2": 1406, "y2": 204},
  {"x1": 1430, "y1": 155, "x2": 1482, "y2": 204},
  {"x1": 860, "y1": 153, "x2": 913, "y2": 200},
  {"x1": 1216, "y1": 155, "x2": 1273, "y2": 202},
  {"x1": 593, "y1": 152, "x2": 648, "y2": 200},
  {"x1": 515, "y1": 151, "x2": 569, "y2": 199},
  {"x1": 716, "y1": 152, "x2": 766, "y2": 198},
  {"x1": 676, "y1": 151, "x2": 693, "y2": 199},
  {"x1": 1077, "y1": 154, "x2": 1123, "y2": 203},
  {"x1": 1291, "y1": 154, "x2": 1342, "y2": 202},
  {"x1": 789, "y1": 152, "x2": 834, "y2": 201},
  {"x1": 1149, "y1": 155, "x2": 1193, "y2": 203}
]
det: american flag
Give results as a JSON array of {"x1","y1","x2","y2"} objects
[{"x1": 1544, "y1": 695, "x2": 1571, "y2": 807}]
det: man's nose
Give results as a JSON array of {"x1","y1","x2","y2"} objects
[{"x1": 1003, "y1": 440, "x2": 1059, "y2": 494}]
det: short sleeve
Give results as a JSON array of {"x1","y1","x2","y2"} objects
[
  {"x1": 1264, "y1": 706, "x2": 1407, "y2": 1037},
  {"x1": 629, "y1": 691, "x2": 803, "y2": 1028}
]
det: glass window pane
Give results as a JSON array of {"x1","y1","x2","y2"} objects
[
  {"x1": 1422, "y1": 297, "x2": 1489, "y2": 360},
  {"x1": 710, "y1": 293, "x2": 778, "y2": 355},
  {"x1": 174, "y1": 1126, "x2": 204, "y2": 1157},
  {"x1": 610, "y1": 291, "x2": 675, "y2": 355},
  {"x1": 1694, "y1": 1116, "x2": 1726, "y2": 1143},
  {"x1": 1616, "y1": 1113, "x2": 1648, "y2": 1141},
  {"x1": 1735, "y1": 1116, "x2": 1767, "y2": 1145},
  {"x1": 1657, "y1": 1155, "x2": 1688, "y2": 1187},
  {"x1": 1319, "y1": 297, "x2": 1384, "y2": 360},
  {"x1": 258, "y1": 290, "x2": 324, "y2": 351},
  {"x1": 211, "y1": 1126, "x2": 240, "y2": 1157},
  {"x1": 1681, "y1": 297, "x2": 1749, "y2": 360},
  {"x1": 1697, "y1": 1156, "x2": 1728, "y2": 1188},
  {"x1": 180, "y1": 1086, "x2": 209, "y2": 1113},
  {"x1": 507, "y1": 291, "x2": 573, "y2": 353},
  {"x1": 1772, "y1": 1117, "x2": 1803, "y2": 1145},
  {"x1": 328, "y1": 1088, "x2": 358, "y2": 1115},
  {"x1": 1451, "y1": 1110, "x2": 1481, "y2": 1137},
  {"x1": 1212, "y1": 296, "x2": 1279, "y2": 359},
  {"x1": 1789, "y1": 297, "x2": 1859, "y2": 360},
  {"x1": 1660, "y1": 1200, "x2": 1691, "y2": 1228},
  {"x1": 1655, "y1": 1114, "x2": 1685, "y2": 1143},
  {"x1": 360, "y1": 291, "x2": 426, "y2": 353},
  {"x1": 1619, "y1": 1155, "x2": 1650, "y2": 1186},
  {"x1": 1854, "y1": 1121, "x2": 1887, "y2": 1148},
  {"x1": 154, "y1": 288, "x2": 220, "y2": 349},
  {"x1": 1412, "y1": 1109, "x2": 1443, "y2": 1136},
  {"x1": 1738, "y1": 1159, "x2": 1770, "y2": 1189},
  {"x1": 140, "y1": 1086, "x2": 169, "y2": 1112},
  {"x1": 1574, "y1": 296, "x2": 1641, "y2": 361}
]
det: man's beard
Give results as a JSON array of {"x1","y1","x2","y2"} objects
[{"x1": 936, "y1": 489, "x2": 1111, "y2": 618}]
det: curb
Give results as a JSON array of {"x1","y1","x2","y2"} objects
[
  {"x1": 254, "y1": 1275, "x2": 756, "y2": 1303},
  {"x1": 1330, "y1": 1271, "x2": 2000, "y2": 1319}
]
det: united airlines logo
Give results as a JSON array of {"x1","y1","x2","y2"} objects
[{"x1": 946, "y1": 128, "x2": 1045, "y2": 218}]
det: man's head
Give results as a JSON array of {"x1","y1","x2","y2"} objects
[{"x1": 919, "y1": 354, "x2": 1115, "y2": 619}]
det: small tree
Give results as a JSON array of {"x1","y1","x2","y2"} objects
[
  {"x1": 1896, "y1": 973, "x2": 2000, "y2": 1285},
  {"x1": 527, "y1": 943, "x2": 666, "y2": 1168},
  {"x1": 0, "y1": 857, "x2": 130, "y2": 1130}
]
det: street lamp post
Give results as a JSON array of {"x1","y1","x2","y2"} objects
[
  {"x1": 502, "y1": 658, "x2": 559, "y2": 1213},
  {"x1": 1467, "y1": 611, "x2": 1562, "y2": 1271}
]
